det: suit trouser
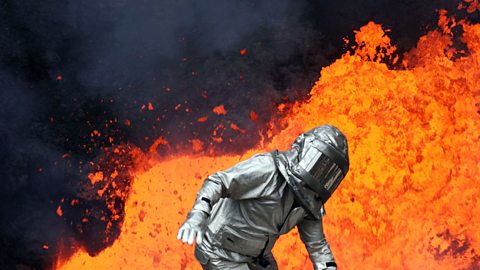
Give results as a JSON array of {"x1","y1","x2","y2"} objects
[
  {"x1": 195, "y1": 237, "x2": 278, "y2": 270},
  {"x1": 199, "y1": 253, "x2": 278, "y2": 270}
]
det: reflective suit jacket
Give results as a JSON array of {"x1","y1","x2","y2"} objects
[{"x1": 191, "y1": 152, "x2": 336, "y2": 270}]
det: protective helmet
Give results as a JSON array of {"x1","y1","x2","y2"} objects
[
  {"x1": 292, "y1": 124, "x2": 349, "y2": 202},
  {"x1": 274, "y1": 124, "x2": 349, "y2": 219}
]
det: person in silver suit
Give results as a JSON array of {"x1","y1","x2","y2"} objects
[{"x1": 177, "y1": 124, "x2": 349, "y2": 270}]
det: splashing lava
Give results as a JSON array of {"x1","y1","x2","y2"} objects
[{"x1": 59, "y1": 11, "x2": 480, "y2": 270}]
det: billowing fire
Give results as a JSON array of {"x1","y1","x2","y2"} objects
[{"x1": 58, "y1": 10, "x2": 479, "y2": 270}]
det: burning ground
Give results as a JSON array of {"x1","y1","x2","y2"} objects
[{"x1": 0, "y1": 1, "x2": 479, "y2": 269}]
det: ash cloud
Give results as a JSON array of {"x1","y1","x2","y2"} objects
[{"x1": 0, "y1": 0, "x2": 475, "y2": 268}]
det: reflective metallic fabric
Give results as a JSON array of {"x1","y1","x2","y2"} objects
[
  {"x1": 191, "y1": 152, "x2": 335, "y2": 269},
  {"x1": 187, "y1": 124, "x2": 348, "y2": 269}
]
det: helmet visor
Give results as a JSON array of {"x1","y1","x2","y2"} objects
[{"x1": 296, "y1": 142, "x2": 345, "y2": 202}]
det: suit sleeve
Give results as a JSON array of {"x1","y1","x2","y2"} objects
[
  {"x1": 190, "y1": 153, "x2": 277, "y2": 215},
  {"x1": 297, "y1": 216, "x2": 337, "y2": 270}
]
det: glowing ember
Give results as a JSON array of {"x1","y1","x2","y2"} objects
[
  {"x1": 197, "y1": 116, "x2": 209, "y2": 123},
  {"x1": 229, "y1": 123, "x2": 246, "y2": 133},
  {"x1": 191, "y1": 139, "x2": 204, "y2": 152},
  {"x1": 56, "y1": 206, "x2": 63, "y2": 217},
  {"x1": 59, "y1": 14, "x2": 480, "y2": 270},
  {"x1": 212, "y1": 104, "x2": 227, "y2": 115},
  {"x1": 250, "y1": 111, "x2": 258, "y2": 122},
  {"x1": 88, "y1": 172, "x2": 103, "y2": 185}
]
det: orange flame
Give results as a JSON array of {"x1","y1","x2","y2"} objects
[{"x1": 58, "y1": 15, "x2": 480, "y2": 270}]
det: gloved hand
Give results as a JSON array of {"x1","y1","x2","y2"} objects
[{"x1": 177, "y1": 210, "x2": 208, "y2": 245}]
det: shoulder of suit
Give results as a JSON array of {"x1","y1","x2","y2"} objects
[{"x1": 248, "y1": 152, "x2": 276, "y2": 165}]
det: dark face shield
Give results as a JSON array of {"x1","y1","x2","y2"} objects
[
  {"x1": 275, "y1": 124, "x2": 349, "y2": 219},
  {"x1": 293, "y1": 140, "x2": 349, "y2": 204}
]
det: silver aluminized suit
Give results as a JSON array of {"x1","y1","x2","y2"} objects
[{"x1": 181, "y1": 125, "x2": 349, "y2": 270}]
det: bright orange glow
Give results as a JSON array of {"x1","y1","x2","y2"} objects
[
  {"x1": 56, "y1": 206, "x2": 63, "y2": 217},
  {"x1": 212, "y1": 104, "x2": 227, "y2": 115},
  {"x1": 197, "y1": 116, "x2": 209, "y2": 122},
  {"x1": 88, "y1": 172, "x2": 104, "y2": 185},
  {"x1": 230, "y1": 123, "x2": 246, "y2": 133},
  {"x1": 59, "y1": 15, "x2": 480, "y2": 270},
  {"x1": 191, "y1": 139, "x2": 204, "y2": 152}
]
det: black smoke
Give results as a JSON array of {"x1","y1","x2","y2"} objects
[{"x1": 0, "y1": 0, "x2": 476, "y2": 269}]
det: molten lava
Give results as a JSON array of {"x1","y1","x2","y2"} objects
[{"x1": 59, "y1": 12, "x2": 480, "y2": 270}]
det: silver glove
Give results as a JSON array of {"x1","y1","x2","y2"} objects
[{"x1": 177, "y1": 210, "x2": 208, "y2": 245}]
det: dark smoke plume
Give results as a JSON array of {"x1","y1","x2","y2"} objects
[{"x1": 0, "y1": 0, "x2": 475, "y2": 269}]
